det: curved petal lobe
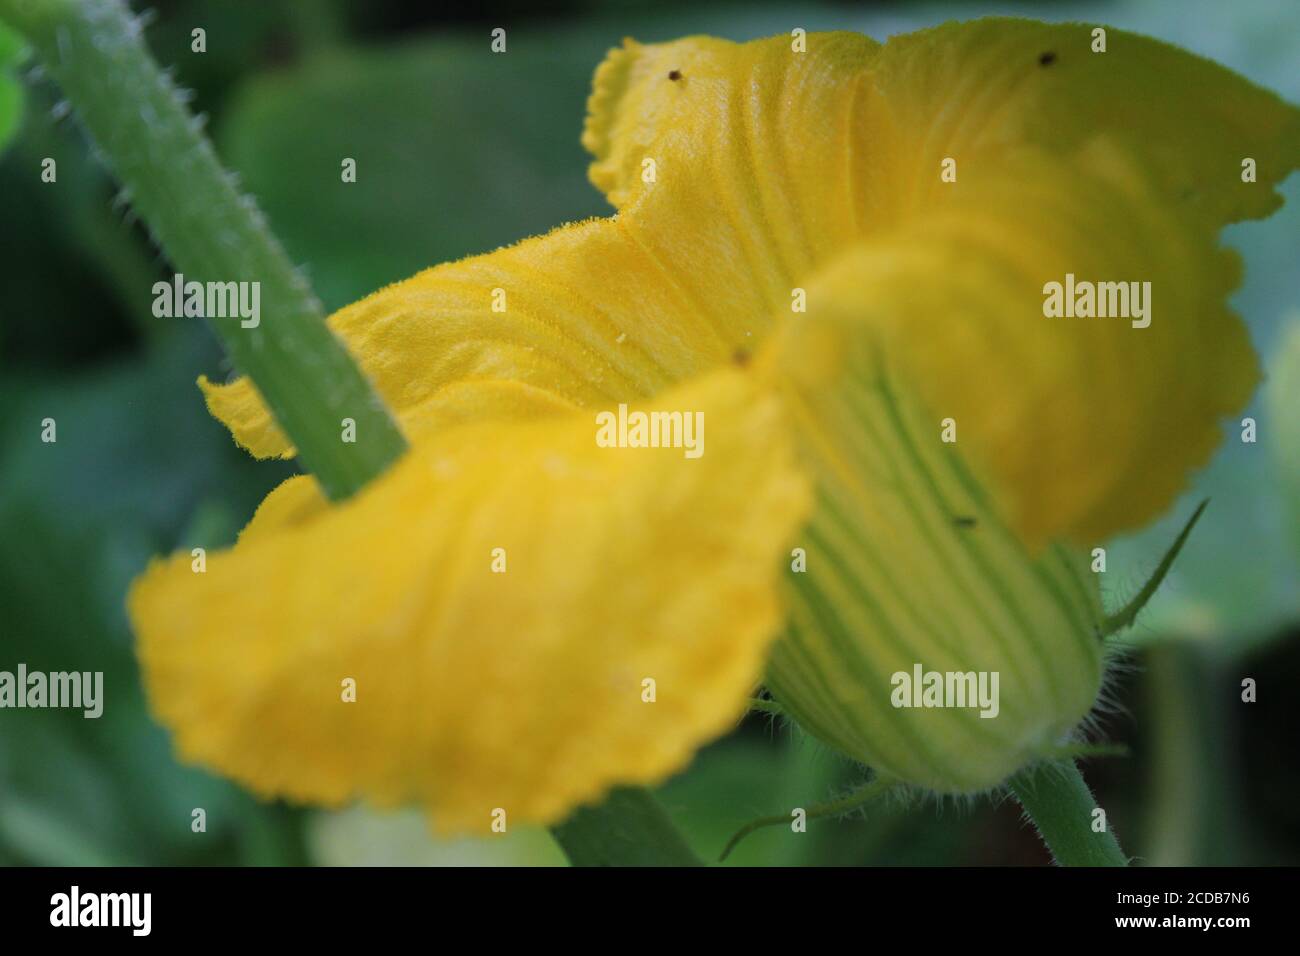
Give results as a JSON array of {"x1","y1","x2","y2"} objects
[{"x1": 132, "y1": 367, "x2": 810, "y2": 833}]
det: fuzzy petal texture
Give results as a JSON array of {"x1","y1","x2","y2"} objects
[
  {"x1": 201, "y1": 216, "x2": 741, "y2": 459},
  {"x1": 588, "y1": 21, "x2": 1300, "y2": 230},
  {"x1": 584, "y1": 32, "x2": 886, "y2": 313},
  {"x1": 132, "y1": 368, "x2": 810, "y2": 833}
]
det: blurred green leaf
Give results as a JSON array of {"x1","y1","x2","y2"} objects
[
  {"x1": 0, "y1": 21, "x2": 24, "y2": 154},
  {"x1": 217, "y1": 34, "x2": 611, "y2": 311},
  {"x1": 1266, "y1": 314, "x2": 1300, "y2": 559},
  {"x1": 0, "y1": 331, "x2": 300, "y2": 865},
  {"x1": 657, "y1": 719, "x2": 976, "y2": 866}
]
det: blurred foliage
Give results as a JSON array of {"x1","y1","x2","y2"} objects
[
  {"x1": 0, "y1": 21, "x2": 23, "y2": 154},
  {"x1": 218, "y1": 32, "x2": 610, "y2": 311},
  {"x1": 0, "y1": 330, "x2": 303, "y2": 864},
  {"x1": 0, "y1": 0, "x2": 1297, "y2": 866},
  {"x1": 1267, "y1": 316, "x2": 1300, "y2": 560}
]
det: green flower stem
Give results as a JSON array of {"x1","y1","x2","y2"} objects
[
  {"x1": 4, "y1": 0, "x2": 698, "y2": 866},
  {"x1": 552, "y1": 788, "x2": 703, "y2": 866},
  {"x1": 1009, "y1": 760, "x2": 1128, "y2": 866},
  {"x1": 0, "y1": 0, "x2": 404, "y2": 501}
]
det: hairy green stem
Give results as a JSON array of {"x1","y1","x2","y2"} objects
[
  {"x1": 1, "y1": 0, "x2": 404, "y2": 500},
  {"x1": 1009, "y1": 759, "x2": 1128, "y2": 866},
  {"x1": 3, "y1": 0, "x2": 700, "y2": 867}
]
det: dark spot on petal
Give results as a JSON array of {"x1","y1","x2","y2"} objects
[
  {"x1": 668, "y1": 69, "x2": 682, "y2": 81},
  {"x1": 1038, "y1": 51, "x2": 1057, "y2": 66},
  {"x1": 953, "y1": 515, "x2": 978, "y2": 529},
  {"x1": 732, "y1": 349, "x2": 751, "y2": 367}
]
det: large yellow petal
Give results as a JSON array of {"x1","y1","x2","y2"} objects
[
  {"x1": 870, "y1": 18, "x2": 1300, "y2": 228},
  {"x1": 587, "y1": 21, "x2": 1300, "y2": 232},
  {"x1": 131, "y1": 367, "x2": 810, "y2": 834},
  {"x1": 202, "y1": 217, "x2": 737, "y2": 458},
  {"x1": 584, "y1": 33, "x2": 886, "y2": 293}
]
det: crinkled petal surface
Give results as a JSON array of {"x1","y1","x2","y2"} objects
[
  {"x1": 583, "y1": 20, "x2": 1300, "y2": 544},
  {"x1": 202, "y1": 215, "x2": 739, "y2": 459},
  {"x1": 584, "y1": 32, "x2": 886, "y2": 317},
  {"x1": 587, "y1": 21, "x2": 1299, "y2": 236},
  {"x1": 132, "y1": 368, "x2": 809, "y2": 833}
]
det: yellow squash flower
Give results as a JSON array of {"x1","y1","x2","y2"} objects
[{"x1": 130, "y1": 19, "x2": 1300, "y2": 833}]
